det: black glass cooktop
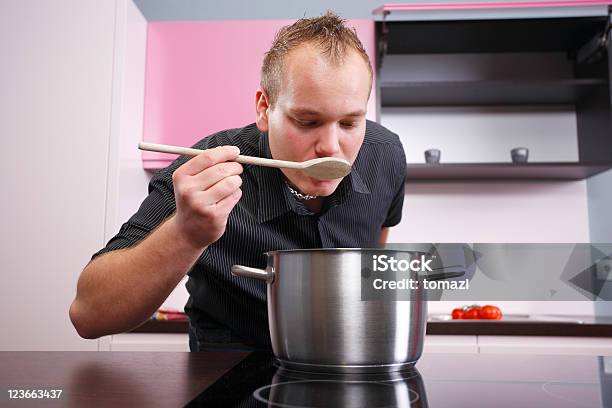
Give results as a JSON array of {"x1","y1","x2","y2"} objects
[{"x1": 186, "y1": 352, "x2": 612, "y2": 407}]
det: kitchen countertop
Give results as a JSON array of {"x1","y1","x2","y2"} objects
[
  {"x1": 0, "y1": 351, "x2": 247, "y2": 407},
  {"x1": 131, "y1": 314, "x2": 612, "y2": 337},
  {"x1": 1, "y1": 351, "x2": 610, "y2": 407}
]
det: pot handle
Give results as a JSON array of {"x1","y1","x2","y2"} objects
[
  {"x1": 424, "y1": 271, "x2": 465, "y2": 281},
  {"x1": 231, "y1": 265, "x2": 275, "y2": 283}
]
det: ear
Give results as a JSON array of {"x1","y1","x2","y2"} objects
[{"x1": 255, "y1": 88, "x2": 270, "y2": 133}]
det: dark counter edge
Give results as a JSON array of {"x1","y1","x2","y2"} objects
[{"x1": 130, "y1": 319, "x2": 612, "y2": 337}]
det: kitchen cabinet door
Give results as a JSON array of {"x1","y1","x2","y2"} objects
[
  {"x1": 142, "y1": 20, "x2": 377, "y2": 169},
  {"x1": 478, "y1": 335, "x2": 612, "y2": 355},
  {"x1": 423, "y1": 335, "x2": 479, "y2": 354},
  {"x1": 110, "y1": 333, "x2": 189, "y2": 352}
]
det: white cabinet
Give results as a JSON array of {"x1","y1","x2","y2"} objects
[
  {"x1": 108, "y1": 333, "x2": 481, "y2": 353},
  {"x1": 0, "y1": 0, "x2": 117, "y2": 351},
  {"x1": 105, "y1": 333, "x2": 612, "y2": 355},
  {"x1": 478, "y1": 336, "x2": 612, "y2": 356},
  {"x1": 108, "y1": 333, "x2": 480, "y2": 353},
  {"x1": 423, "y1": 335, "x2": 478, "y2": 354},
  {"x1": 109, "y1": 333, "x2": 189, "y2": 352}
]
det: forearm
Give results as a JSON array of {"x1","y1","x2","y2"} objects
[
  {"x1": 378, "y1": 227, "x2": 389, "y2": 245},
  {"x1": 69, "y1": 215, "x2": 204, "y2": 339}
]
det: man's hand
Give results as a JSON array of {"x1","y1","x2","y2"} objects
[{"x1": 170, "y1": 145, "x2": 243, "y2": 249}]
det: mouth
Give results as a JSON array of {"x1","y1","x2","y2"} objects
[
  {"x1": 284, "y1": 170, "x2": 342, "y2": 197},
  {"x1": 307, "y1": 174, "x2": 338, "y2": 185},
  {"x1": 306, "y1": 177, "x2": 341, "y2": 196}
]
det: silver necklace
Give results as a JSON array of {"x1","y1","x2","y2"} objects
[{"x1": 285, "y1": 182, "x2": 318, "y2": 201}]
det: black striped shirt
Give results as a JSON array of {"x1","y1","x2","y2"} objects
[{"x1": 92, "y1": 121, "x2": 406, "y2": 347}]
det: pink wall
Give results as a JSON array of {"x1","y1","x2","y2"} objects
[{"x1": 142, "y1": 20, "x2": 376, "y2": 169}]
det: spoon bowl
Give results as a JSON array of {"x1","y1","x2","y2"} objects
[{"x1": 300, "y1": 157, "x2": 352, "y2": 180}]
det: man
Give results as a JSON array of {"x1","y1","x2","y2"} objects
[{"x1": 69, "y1": 11, "x2": 406, "y2": 350}]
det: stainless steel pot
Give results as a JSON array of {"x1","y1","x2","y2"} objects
[{"x1": 232, "y1": 248, "x2": 462, "y2": 373}]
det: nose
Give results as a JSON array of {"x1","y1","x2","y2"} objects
[{"x1": 314, "y1": 124, "x2": 341, "y2": 157}]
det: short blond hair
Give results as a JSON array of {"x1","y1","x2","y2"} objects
[{"x1": 261, "y1": 11, "x2": 373, "y2": 105}]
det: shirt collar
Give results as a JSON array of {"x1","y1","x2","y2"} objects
[
  {"x1": 254, "y1": 135, "x2": 294, "y2": 223},
  {"x1": 253, "y1": 128, "x2": 370, "y2": 224},
  {"x1": 349, "y1": 164, "x2": 370, "y2": 195}
]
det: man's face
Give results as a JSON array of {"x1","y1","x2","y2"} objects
[{"x1": 257, "y1": 43, "x2": 371, "y2": 197}]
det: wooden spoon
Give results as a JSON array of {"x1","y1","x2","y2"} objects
[{"x1": 138, "y1": 142, "x2": 352, "y2": 180}]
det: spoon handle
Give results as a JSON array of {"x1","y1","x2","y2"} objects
[
  {"x1": 234, "y1": 155, "x2": 302, "y2": 169},
  {"x1": 138, "y1": 142, "x2": 303, "y2": 170}
]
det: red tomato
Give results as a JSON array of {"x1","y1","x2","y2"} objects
[
  {"x1": 451, "y1": 308, "x2": 465, "y2": 320},
  {"x1": 464, "y1": 307, "x2": 480, "y2": 319},
  {"x1": 480, "y1": 305, "x2": 502, "y2": 320}
]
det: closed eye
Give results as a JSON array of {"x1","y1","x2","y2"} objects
[{"x1": 294, "y1": 119, "x2": 319, "y2": 128}]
